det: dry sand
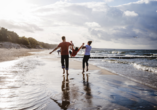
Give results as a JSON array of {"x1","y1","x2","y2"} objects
[{"x1": 0, "y1": 48, "x2": 42, "y2": 62}]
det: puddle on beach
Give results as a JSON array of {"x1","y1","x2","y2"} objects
[{"x1": 0, "y1": 51, "x2": 157, "y2": 110}]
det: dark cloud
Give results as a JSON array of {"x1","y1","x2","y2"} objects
[{"x1": 86, "y1": 1, "x2": 157, "y2": 48}]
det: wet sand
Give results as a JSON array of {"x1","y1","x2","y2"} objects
[
  {"x1": 69, "y1": 59, "x2": 115, "y2": 75},
  {"x1": 0, "y1": 50, "x2": 157, "y2": 110}
]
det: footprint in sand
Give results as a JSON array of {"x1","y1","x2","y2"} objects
[{"x1": 70, "y1": 78, "x2": 74, "y2": 80}]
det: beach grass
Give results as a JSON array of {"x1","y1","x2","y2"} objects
[{"x1": 0, "y1": 48, "x2": 42, "y2": 62}]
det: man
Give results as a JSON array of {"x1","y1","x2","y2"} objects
[{"x1": 49, "y1": 36, "x2": 72, "y2": 74}]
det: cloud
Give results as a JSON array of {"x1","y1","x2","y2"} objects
[
  {"x1": 0, "y1": 19, "x2": 43, "y2": 33},
  {"x1": 124, "y1": 11, "x2": 138, "y2": 16},
  {"x1": 0, "y1": 0, "x2": 157, "y2": 49},
  {"x1": 24, "y1": 1, "x2": 157, "y2": 48},
  {"x1": 104, "y1": 0, "x2": 114, "y2": 2},
  {"x1": 136, "y1": 0, "x2": 155, "y2": 4},
  {"x1": 85, "y1": 22, "x2": 100, "y2": 27}
]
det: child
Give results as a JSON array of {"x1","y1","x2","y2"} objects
[
  {"x1": 57, "y1": 49, "x2": 60, "y2": 55},
  {"x1": 69, "y1": 41, "x2": 84, "y2": 57}
]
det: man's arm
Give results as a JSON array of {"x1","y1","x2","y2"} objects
[
  {"x1": 78, "y1": 43, "x2": 84, "y2": 50},
  {"x1": 70, "y1": 41, "x2": 74, "y2": 50},
  {"x1": 49, "y1": 46, "x2": 60, "y2": 54}
]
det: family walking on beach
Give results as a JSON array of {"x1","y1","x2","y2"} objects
[{"x1": 49, "y1": 36, "x2": 92, "y2": 74}]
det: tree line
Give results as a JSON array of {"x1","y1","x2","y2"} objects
[{"x1": 0, "y1": 27, "x2": 57, "y2": 49}]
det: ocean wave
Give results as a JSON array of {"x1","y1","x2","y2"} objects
[
  {"x1": 102, "y1": 59, "x2": 129, "y2": 64},
  {"x1": 91, "y1": 49, "x2": 157, "y2": 57},
  {"x1": 102, "y1": 58, "x2": 157, "y2": 74},
  {"x1": 153, "y1": 54, "x2": 157, "y2": 56},
  {"x1": 111, "y1": 51, "x2": 125, "y2": 54},
  {"x1": 133, "y1": 63, "x2": 157, "y2": 73}
]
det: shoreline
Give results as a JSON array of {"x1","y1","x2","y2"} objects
[
  {"x1": 1, "y1": 49, "x2": 156, "y2": 90},
  {"x1": 69, "y1": 59, "x2": 115, "y2": 75},
  {"x1": 50, "y1": 54, "x2": 157, "y2": 90},
  {"x1": 44, "y1": 54, "x2": 115, "y2": 75}
]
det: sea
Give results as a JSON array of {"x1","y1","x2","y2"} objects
[{"x1": 76, "y1": 48, "x2": 157, "y2": 89}]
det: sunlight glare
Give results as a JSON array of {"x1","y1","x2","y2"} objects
[{"x1": 0, "y1": 0, "x2": 34, "y2": 21}]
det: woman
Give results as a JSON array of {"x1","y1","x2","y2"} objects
[{"x1": 82, "y1": 41, "x2": 92, "y2": 72}]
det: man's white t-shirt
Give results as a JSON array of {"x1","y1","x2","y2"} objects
[{"x1": 85, "y1": 45, "x2": 92, "y2": 55}]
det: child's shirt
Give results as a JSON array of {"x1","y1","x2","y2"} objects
[{"x1": 71, "y1": 48, "x2": 80, "y2": 57}]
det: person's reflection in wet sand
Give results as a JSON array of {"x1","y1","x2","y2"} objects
[
  {"x1": 82, "y1": 73, "x2": 93, "y2": 105},
  {"x1": 51, "y1": 75, "x2": 70, "y2": 110}
]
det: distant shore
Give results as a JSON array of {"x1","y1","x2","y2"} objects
[{"x1": 0, "y1": 48, "x2": 43, "y2": 62}]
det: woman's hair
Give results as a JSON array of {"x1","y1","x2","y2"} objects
[
  {"x1": 75, "y1": 47, "x2": 78, "y2": 51},
  {"x1": 88, "y1": 41, "x2": 92, "y2": 45}
]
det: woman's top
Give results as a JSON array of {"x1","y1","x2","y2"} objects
[{"x1": 84, "y1": 45, "x2": 91, "y2": 55}]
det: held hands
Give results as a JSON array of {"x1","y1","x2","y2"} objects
[
  {"x1": 71, "y1": 41, "x2": 74, "y2": 46},
  {"x1": 82, "y1": 43, "x2": 85, "y2": 49}
]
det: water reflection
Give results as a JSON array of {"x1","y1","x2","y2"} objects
[
  {"x1": 82, "y1": 73, "x2": 93, "y2": 105},
  {"x1": 51, "y1": 75, "x2": 70, "y2": 110}
]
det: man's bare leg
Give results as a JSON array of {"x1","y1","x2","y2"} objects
[
  {"x1": 66, "y1": 70, "x2": 69, "y2": 75},
  {"x1": 63, "y1": 68, "x2": 65, "y2": 74}
]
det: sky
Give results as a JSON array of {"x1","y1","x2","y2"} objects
[{"x1": 0, "y1": 0, "x2": 157, "y2": 49}]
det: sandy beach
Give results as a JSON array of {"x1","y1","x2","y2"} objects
[
  {"x1": 0, "y1": 50, "x2": 157, "y2": 110},
  {"x1": 0, "y1": 48, "x2": 42, "y2": 62}
]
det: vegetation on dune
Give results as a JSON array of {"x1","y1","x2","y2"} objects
[{"x1": 0, "y1": 27, "x2": 57, "y2": 49}]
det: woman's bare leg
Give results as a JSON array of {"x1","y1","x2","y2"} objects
[
  {"x1": 82, "y1": 68, "x2": 85, "y2": 72},
  {"x1": 86, "y1": 67, "x2": 88, "y2": 72}
]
